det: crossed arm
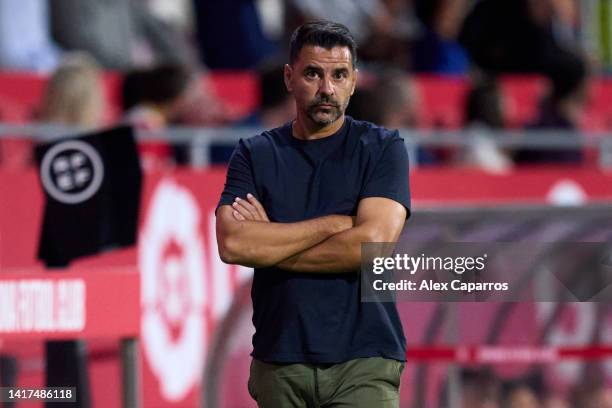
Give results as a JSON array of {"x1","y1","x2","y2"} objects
[{"x1": 216, "y1": 194, "x2": 406, "y2": 273}]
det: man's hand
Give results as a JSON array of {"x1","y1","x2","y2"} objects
[
  {"x1": 217, "y1": 198, "x2": 353, "y2": 267},
  {"x1": 277, "y1": 197, "x2": 406, "y2": 273},
  {"x1": 232, "y1": 193, "x2": 269, "y2": 222}
]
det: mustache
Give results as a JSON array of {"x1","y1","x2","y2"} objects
[{"x1": 308, "y1": 97, "x2": 340, "y2": 108}]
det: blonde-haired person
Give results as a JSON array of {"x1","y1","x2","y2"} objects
[
  {"x1": 39, "y1": 53, "x2": 106, "y2": 128},
  {"x1": 0, "y1": 54, "x2": 105, "y2": 169}
]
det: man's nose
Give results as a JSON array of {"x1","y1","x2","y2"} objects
[{"x1": 318, "y1": 77, "x2": 335, "y2": 96}]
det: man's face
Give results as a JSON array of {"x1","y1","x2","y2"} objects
[{"x1": 284, "y1": 45, "x2": 357, "y2": 127}]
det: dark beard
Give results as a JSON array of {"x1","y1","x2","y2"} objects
[{"x1": 306, "y1": 96, "x2": 348, "y2": 126}]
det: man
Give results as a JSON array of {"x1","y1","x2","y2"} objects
[{"x1": 216, "y1": 20, "x2": 410, "y2": 407}]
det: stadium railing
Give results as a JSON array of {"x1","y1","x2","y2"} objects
[{"x1": 1, "y1": 123, "x2": 612, "y2": 168}]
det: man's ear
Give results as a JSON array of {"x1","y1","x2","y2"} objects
[{"x1": 284, "y1": 64, "x2": 293, "y2": 92}]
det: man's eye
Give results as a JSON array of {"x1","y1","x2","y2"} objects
[
  {"x1": 305, "y1": 71, "x2": 319, "y2": 79},
  {"x1": 334, "y1": 72, "x2": 348, "y2": 79}
]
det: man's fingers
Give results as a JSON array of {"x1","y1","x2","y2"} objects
[
  {"x1": 247, "y1": 193, "x2": 269, "y2": 221},
  {"x1": 234, "y1": 197, "x2": 258, "y2": 219},
  {"x1": 232, "y1": 210, "x2": 246, "y2": 221},
  {"x1": 232, "y1": 200, "x2": 255, "y2": 220}
]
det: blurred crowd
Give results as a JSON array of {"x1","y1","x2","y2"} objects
[
  {"x1": 0, "y1": 0, "x2": 595, "y2": 74},
  {"x1": 0, "y1": 0, "x2": 604, "y2": 169},
  {"x1": 442, "y1": 368, "x2": 612, "y2": 408}
]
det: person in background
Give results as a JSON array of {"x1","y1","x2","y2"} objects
[
  {"x1": 515, "y1": 50, "x2": 588, "y2": 164},
  {"x1": 412, "y1": 0, "x2": 470, "y2": 74},
  {"x1": 192, "y1": 0, "x2": 279, "y2": 69},
  {"x1": 462, "y1": 74, "x2": 513, "y2": 172},
  {"x1": 1, "y1": 54, "x2": 105, "y2": 169},
  {"x1": 211, "y1": 61, "x2": 295, "y2": 164},
  {"x1": 122, "y1": 64, "x2": 196, "y2": 170},
  {"x1": 288, "y1": 0, "x2": 417, "y2": 68},
  {"x1": 346, "y1": 68, "x2": 443, "y2": 165},
  {"x1": 50, "y1": 0, "x2": 194, "y2": 70},
  {"x1": 241, "y1": 62, "x2": 296, "y2": 128},
  {"x1": 502, "y1": 382, "x2": 542, "y2": 408},
  {"x1": 439, "y1": 368, "x2": 502, "y2": 408},
  {"x1": 346, "y1": 68, "x2": 416, "y2": 128},
  {"x1": 38, "y1": 54, "x2": 105, "y2": 128},
  {"x1": 460, "y1": 0, "x2": 580, "y2": 74},
  {"x1": 542, "y1": 394, "x2": 570, "y2": 408},
  {"x1": 0, "y1": 0, "x2": 62, "y2": 72},
  {"x1": 570, "y1": 383, "x2": 612, "y2": 408}
]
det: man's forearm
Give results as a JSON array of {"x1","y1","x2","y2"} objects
[
  {"x1": 277, "y1": 224, "x2": 381, "y2": 274},
  {"x1": 217, "y1": 209, "x2": 353, "y2": 268}
]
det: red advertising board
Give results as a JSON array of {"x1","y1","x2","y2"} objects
[{"x1": 0, "y1": 268, "x2": 139, "y2": 340}]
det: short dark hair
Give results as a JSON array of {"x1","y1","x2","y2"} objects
[
  {"x1": 259, "y1": 61, "x2": 289, "y2": 109},
  {"x1": 289, "y1": 21, "x2": 357, "y2": 68},
  {"x1": 122, "y1": 64, "x2": 193, "y2": 111},
  {"x1": 144, "y1": 64, "x2": 193, "y2": 105}
]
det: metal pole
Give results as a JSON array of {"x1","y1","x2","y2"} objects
[
  {"x1": 121, "y1": 338, "x2": 140, "y2": 408},
  {"x1": 599, "y1": 137, "x2": 612, "y2": 168},
  {"x1": 403, "y1": 137, "x2": 419, "y2": 170},
  {"x1": 445, "y1": 306, "x2": 461, "y2": 408}
]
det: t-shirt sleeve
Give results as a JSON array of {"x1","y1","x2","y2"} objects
[
  {"x1": 216, "y1": 139, "x2": 257, "y2": 212},
  {"x1": 360, "y1": 132, "x2": 411, "y2": 218}
]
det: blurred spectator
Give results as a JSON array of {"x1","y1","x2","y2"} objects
[
  {"x1": 460, "y1": 368, "x2": 502, "y2": 408},
  {"x1": 38, "y1": 54, "x2": 105, "y2": 128},
  {"x1": 346, "y1": 68, "x2": 443, "y2": 164},
  {"x1": 465, "y1": 75, "x2": 505, "y2": 129},
  {"x1": 148, "y1": 0, "x2": 194, "y2": 34},
  {"x1": 288, "y1": 0, "x2": 387, "y2": 43},
  {"x1": 211, "y1": 61, "x2": 295, "y2": 164},
  {"x1": 502, "y1": 382, "x2": 542, "y2": 408},
  {"x1": 0, "y1": 0, "x2": 61, "y2": 72},
  {"x1": 241, "y1": 62, "x2": 295, "y2": 128},
  {"x1": 193, "y1": 0, "x2": 278, "y2": 69},
  {"x1": 570, "y1": 384, "x2": 612, "y2": 408},
  {"x1": 378, "y1": 69, "x2": 419, "y2": 128},
  {"x1": 287, "y1": 1, "x2": 417, "y2": 67},
  {"x1": 173, "y1": 75, "x2": 228, "y2": 127},
  {"x1": 515, "y1": 50, "x2": 588, "y2": 164},
  {"x1": 122, "y1": 64, "x2": 196, "y2": 169},
  {"x1": 123, "y1": 64, "x2": 195, "y2": 129},
  {"x1": 548, "y1": 0, "x2": 580, "y2": 51},
  {"x1": 413, "y1": 0, "x2": 470, "y2": 74},
  {"x1": 438, "y1": 368, "x2": 501, "y2": 408},
  {"x1": 346, "y1": 86, "x2": 385, "y2": 124},
  {"x1": 462, "y1": 74, "x2": 513, "y2": 172},
  {"x1": 460, "y1": 0, "x2": 581, "y2": 74},
  {"x1": 542, "y1": 394, "x2": 570, "y2": 408},
  {"x1": 50, "y1": 0, "x2": 194, "y2": 70},
  {"x1": 346, "y1": 68, "x2": 416, "y2": 128},
  {"x1": 1, "y1": 54, "x2": 104, "y2": 169},
  {"x1": 256, "y1": 0, "x2": 286, "y2": 44}
]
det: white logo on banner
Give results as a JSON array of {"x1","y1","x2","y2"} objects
[
  {"x1": 40, "y1": 140, "x2": 104, "y2": 204},
  {"x1": 547, "y1": 180, "x2": 587, "y2": 206},
  {"x1": 139, "y1": 180, "x2": 207, "y2": 401}
]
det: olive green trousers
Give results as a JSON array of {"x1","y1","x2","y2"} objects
[{"x1": 248, "y1": 357, "x2": 405, "y2": 408}]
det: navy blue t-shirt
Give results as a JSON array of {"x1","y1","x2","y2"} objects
[{"x1": 217, "y1": 116, "x2": 410, "y2": 363}]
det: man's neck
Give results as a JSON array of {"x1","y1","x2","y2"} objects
[{"x1": 292, "y1": 115, "x2": 345, "y2": 140}]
